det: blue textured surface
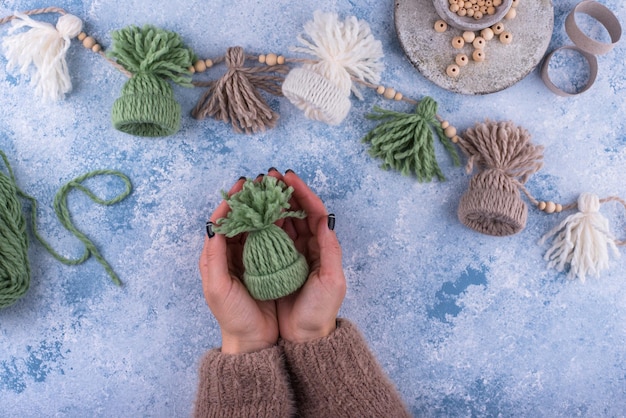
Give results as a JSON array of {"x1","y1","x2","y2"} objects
[{"x1": 1, "y1": 0, "x2": 625, "y2": 416}]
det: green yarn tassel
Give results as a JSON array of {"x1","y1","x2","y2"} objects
[
  {"x1": 0, "y1": 149, "x2": 132, "y2": 309},
  {"x1": 108, "y1": 25, "x2": 195, "y2": 137},
  {"x1": 362, "y1": 96, "x2": 460, "y2": 182},
  {"x1": 215, "y1": 176, "x2": 309, "y2": 300}
]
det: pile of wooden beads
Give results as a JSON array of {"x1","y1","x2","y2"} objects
[
  {"x1": 449, "y1": 0, "x2": 502, "y2": 20},
  {"x1": 435, "y1": 0, "x2": 519, "y2": 78}
]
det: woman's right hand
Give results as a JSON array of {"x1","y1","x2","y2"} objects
[{"x1": 272, "y1": 170, "x2": 347, "y2": 343}]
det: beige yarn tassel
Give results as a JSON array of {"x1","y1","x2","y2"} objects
[
  {"x1": 539, "y1": 193, "x2": 625, "y2": 282},
  {"x1": 192, "y1": 46, "x2": 290, "y2": 134}
]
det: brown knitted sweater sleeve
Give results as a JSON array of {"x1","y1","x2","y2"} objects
[
  {"x1": 280, "y1": 318, "x2": 411, "y2": 418},
  {"x1": 193, "y1": 345, "x2": 294, "y2": 418}
]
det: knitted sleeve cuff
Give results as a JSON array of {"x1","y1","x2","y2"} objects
[
  {"x1": 193, "y1": 345, "x2": 294, "y2": 418},
  {"x1": 280, "y1": 318, "x2": 411, "y2": 417}
]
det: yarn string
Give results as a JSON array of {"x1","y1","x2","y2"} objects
[
  {"x1": 0, "y1": 7, "x2": 66, "y2": 25},
  {"x1": 19, "y1": 169, "x2": 132, "y2": 286}
]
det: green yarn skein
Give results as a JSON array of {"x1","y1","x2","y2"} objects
[
  {"x1": 0, "y1": 150, "x2": 132, "y2": 309},
  {"x1": 214, "y1": 176, "x2": 310, "y2": 301},
  {"x1": 0, "y1": 151, "x2": 30, "y2": 308},
  {"x1": 108, "y1": 25, "x2": 195, "y2": 137}
]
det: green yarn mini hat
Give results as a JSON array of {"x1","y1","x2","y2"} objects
[
  {"x1": 108, "y1": 25, "x2": 195, "y2": 137},
  {"x1": 214, "y1": 176, "x2": 309, "y2": 300}
]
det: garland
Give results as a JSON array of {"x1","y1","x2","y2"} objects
[{"x1": 0, "y1": 6, "x2": 624, "y2": 283}]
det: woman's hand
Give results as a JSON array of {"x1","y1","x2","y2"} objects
[
  {"x1": 199, "y1": 177, "x2": 278, "y2": 354},
  {"x1": 270, "y1": 170, "x2": 347, "y2": 343}
]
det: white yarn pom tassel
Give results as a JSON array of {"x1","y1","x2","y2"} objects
[
  {"x1": 539, "y1": 193, "x2": 620, "y2": 282},
  {"x1": 291, "y1": 11, "x2": 384, "y2": 99},
  {"x1": 2, "y1": 13, "x2": 83, "y2": 101}
]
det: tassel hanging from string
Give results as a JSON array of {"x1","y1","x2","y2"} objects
[
  {"x1": 2, "y1": 10, "x2": 83, "y2": 101},
  {"x1": 539, "y1": 193, "x2": 625, "y2": 282},
  {"x1": 191, "y1": 46, "x2": 290, "y2": 133},
  {"x1": 361, "y1": 96, "x2": 460, "y2": 182}
]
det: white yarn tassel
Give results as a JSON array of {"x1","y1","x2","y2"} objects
[
  {"x1": 2, "y1": 13, "x2": 83, "y2": 101},
  {"x1": 291, "y1": 10, "x2": 384, "y2": 99},
  {"x1": 539, "y1": 193, "x2": 620, "y2": 282}
]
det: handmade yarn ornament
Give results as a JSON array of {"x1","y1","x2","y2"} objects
[
  {"x1": 214, "y1": 176, "x2": 309, "y2": 301},
  {"x1": 282, "y1": 11, "x2": 384, "y2": 125},
  {"x1": 108, "y1": 25, "x2": 195, "y2": 137},
  {"x1": 538, "y1": 193, "x2": 626, "y2": 282},
  {"x1": 1, "y1": 9, "x2": 83, "y2": 101},
  {"x1": 0, "y1": 150, "x2": 132, "y2": 308},
  {"x1": 362, "y1": 96, "x2": 460, "y2": 182},
  {"x1": 456, "y1": 120, "x2": 544, "y2": 236},
  {"x1": 191, "y1": 46, "x2": 290, "y2": 133}
]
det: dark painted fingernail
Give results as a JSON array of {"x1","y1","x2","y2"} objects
[
  {"x1": 285, "y1": 169, "x2": 295, "y2": 174},
  {"x1": 268, "y1": 167, "x2": 278, "y2": 173},
  {"x1": 327, "y1": 214, "x2": 335, "y2": 231},
  {"x1": 206, "y1": 221, "x2": 215, "y2": 238},
  {"x1": 256, "y1": 173, "x2": 264, "y2": 179},
  {"x1": 238, "y1": 176, "x2": 247, "y2": 181}
]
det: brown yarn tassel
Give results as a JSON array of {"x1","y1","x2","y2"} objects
[
  {"x1": 456, "y1": 120, "x2": 544, "y2": 236},
  {"x1": 191, "y1": 46, "x2": 290, "y2": 134}
]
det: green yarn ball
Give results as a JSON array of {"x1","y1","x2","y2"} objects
[
  {"x1": 215, "y1": 177, "x2": 309, "y2": 300},
  {"x1": 108, "y1": 25, "x2": 195, "y2": 137}
]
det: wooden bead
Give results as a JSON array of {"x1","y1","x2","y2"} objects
[
  {"x1": 473, "y1": 11, "x2": 483, "y2": 19},
  {"x1": 446, "y1": 64, "x2": 461, "y2": 78},
  {"x1": 464, "y1": 1, "x2": 472, "y2": 8},
  {"x1": 205, "y1": 59, "x2": 214, "y2": 68},
  {"x1": 77, "y1": 32, "x2": 87, "y2": 41},
  {"x1": 472, "y1": 49, "x2": 485, "y2": 62},
  {"x1": 466, "y1": 8, "x2": 475, "y2": 17},
  {"x1": 188, "y1": 66, "x2": 195, "y2": 74},
  {"x1": 452, "y1": 135, "x2": 460, "y2": 143},
  {"x1": 538, "y1": 201, "x2": 547, "y2": 211},
  {"x1": 441, "y1": 120, "x2": 450, "y2": 129},
  {"x1": 492, "y1": 22, "x2": 505, "y2": 35},
  {"x1": 505, "y1": 8, "x2": 517, "y2": 19},
  {"x1": 511, "y1": 0, "x2": 519, "y2": 7},
  {"x1": 481, "y1": 27, "x2": 494, "y2": 40},
  {"x1": 434, "y1": 20, "x2": 448, "y2": 32},
  {"x1": 444, "y1": 126, "x2": 457, "y2": 138},
  {"x1": 493, "y1": 0, "x2": 502, "y2": 5},
  {"x1": 462, "y1": 31, "x2": 475, "y2": 43},
  {"x1": 457, "y1": 7, "x2": 467, "y2": 16},
  {"x1": 472, "y1": 37, "x2": 486, "y2": 49},
  {"x1": 258, "y1": 54, "x2": 266, "y2": 64},
  {"x1": 277, "y1": 55, "x2": 285, "y2": 65},
  {"x1": 480, "y1": 6, "x2": 488, "y2": 13},
  {"x1": 544, "y1": 201, "x2": 556, "y2": 214},
  {"x1": 472, "y1": 4, "x2": 480, "y2": 11},
  {"x1": 394, "y1": 91, "x2": 403, "y2": 101},
  {"x1": 455, "y1": 53, "x2": 469, "y2": 66},
  {"x1": 449, "y1": 0, "x2": 458, "y2": 4},
  {"x1": 376, "y1": 85, "x2": 386, "y2": 95},
  {"x1": 193, "y1": 60, "x2": 207, "y2": 72},
  {"x1": 383, "y1": 87, "x2": 396, "y2": 99},
  {"x1": 265, "y1": 53, "x2": 278, "y2": 66},
  {"x1": 450, "y1": 3, "x2": 460, "y2": 12},
  {"x1": 499, "y1": 31, "x2": 513, "y2": 44},
  {"x1": 91, "y1": 44, "x2": 101, "y2": 53},
  {"x1": 452, "y1": 36, "x2": 465, "y2": 49},
  {"x1": 487, "y1": 6, "x2": 496, "y2": 14},
  {"x1": 82, "y1": 36, "x2": 96, "y2": 49}
]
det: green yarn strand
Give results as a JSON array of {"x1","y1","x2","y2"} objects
[
  {"x1": 362, "y1": 97, "x2": 460, "y2": 182},
  {"x1": 19, "y1": 170, "x2": 132, "y2": 287},
  {"x1": 109, "y1": 25, "x2": 195, "y2": 86},
  {"x1": 215, "y1": 176, "x2": 305, "y2": 237},
  {"x1": 0, "y1": 151, "x2": 30, "y2": 309}
]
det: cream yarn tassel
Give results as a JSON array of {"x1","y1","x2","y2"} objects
[
  {"x1": 2, "y1": 13, "x2": 83, "y2": 101},
  {"x1": 282, "y1": 11, "x2": 384, "y2": 125},
  {"x1": 539, "y1": 193, "x2": 620, "y2": 282}
]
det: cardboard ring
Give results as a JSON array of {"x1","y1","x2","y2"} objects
[
  {"x1": 565, "y1": 0, "x2": 622, "y2": 55},
  {"x1": 541, "y1": 45, "x2": 598, "y2": 97}
]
